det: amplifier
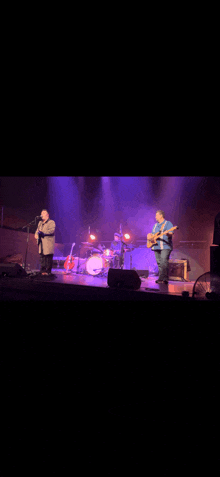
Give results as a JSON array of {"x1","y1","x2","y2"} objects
[
  {"x1": 52, "y1": 257, "x2": 66, "y2": 268},
  {"x1": 168, "y1": 259, "x2": 188, "y2": 281},
  {"x1": 210, "y1": 245, "x2": 220, "y2": 276},
  {"x1": 52, "y1": 257, "x2": 87, "y2": 272}
]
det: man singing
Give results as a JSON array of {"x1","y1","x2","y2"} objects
[
  {"x1": 148, "y1": 210, "x2": 174, "y2": 284},
  {"x1": 34, "y1": 209, "x2": 56, "y2": 275}
]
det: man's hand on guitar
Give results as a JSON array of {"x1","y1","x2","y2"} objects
[{"x1": 164, "y1": 232, "x2": 173, "y2": 237}]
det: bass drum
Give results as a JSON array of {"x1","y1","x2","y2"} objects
[{"x1": 86, "y1": 254, "x2": 105, "y2": 276}]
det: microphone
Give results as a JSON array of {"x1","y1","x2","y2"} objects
[
  {"x1": 36, "y1": 216, "x2": 42, "y2": 218},
  {"x1": 88, "y1": 226, "x2": 90, "y2": 235}
]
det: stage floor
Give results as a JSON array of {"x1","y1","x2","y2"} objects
[
  {"x1": 50, "y1": 269, "x2": 195, "y2": 297},
  {"x1": 0, "y1": 267, "x2": 196, "y2": 301}
]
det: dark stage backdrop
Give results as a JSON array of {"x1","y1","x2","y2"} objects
[{"x1": 0, "y1": 176, "x2": 219, "y2": 277}]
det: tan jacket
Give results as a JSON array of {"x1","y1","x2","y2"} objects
[{"x1": 34, "y1": 219, "x2": 56, "y2": 255}]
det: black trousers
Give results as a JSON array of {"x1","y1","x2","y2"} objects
[
  {"x1": 110, "y1": 254, "x2": 124, "y2": 269},
  {"x1": 39, "y1": 253, "x2": 54, "y2": 274}
]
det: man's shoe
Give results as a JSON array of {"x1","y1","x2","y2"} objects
[
  {"x1": 155, "y1": 279, "x2": 163, "y2": 283},
  {"x1": 163, "y1": 280, "x2": 168, "y2": 284}
]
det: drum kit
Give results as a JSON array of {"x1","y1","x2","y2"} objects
[
  {"x1": 82, "y1": 242, "x2": 116, "y2": 277},
  {"x1": 64, "y1": 229, "x2": 134, "y2": 276}
]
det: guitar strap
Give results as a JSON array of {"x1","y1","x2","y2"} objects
[{"x1": 159, "y1": 221, "x2": 167, "y2": 233}]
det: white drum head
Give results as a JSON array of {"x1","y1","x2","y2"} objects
[{"x1": 86, "y1": 255, "x2": 104, "y2": 275}]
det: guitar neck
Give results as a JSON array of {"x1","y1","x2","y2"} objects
[
  {"x1": 158, "y1": 226, "x2": 177, "y2": 238},
  {"x1": 68, "y1": 242, "x2": 75, "y2": 260},
  {"x1": 157, "y1": 227, "x2": 176, "y2": 238}
]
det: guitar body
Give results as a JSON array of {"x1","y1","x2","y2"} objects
[
  {"x1": 64, "y1": 255, "x2": 75, "y2": 270},
  {"x1": 64, "y1": 242, "x2": 76, "y2": 271},
  {"x1": 147, "y1": 232, "x2": 161, "y2": 248},
  {"x1": 147, "y1": 226, "x2": 178, "y2": 248}
]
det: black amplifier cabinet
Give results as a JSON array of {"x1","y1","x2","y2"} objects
[
  {"x1": 168, "y1": 259, "x2": 188, "y2": 281},
  {"x1": 210, "y1": 245, "x2": 220, "y2": 276},
  {"x1": 52, "y1": 257, "x2": 66, "y2": 269}
]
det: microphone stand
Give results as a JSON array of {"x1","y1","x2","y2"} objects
[
  {"x1": 120, "y1": 241, "x2": 129, "y2": 270},
  {"x1": 76, "y1": 244, "x2": 81, "y2": 274},
  {"x1": 119, "y1": 223, "x2": 124, "y2": 269},
  {"x1": 22, "y1": 217, "x2": 37, "y2": 272}
]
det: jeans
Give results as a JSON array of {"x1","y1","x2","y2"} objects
[{"x1": 154, "y1": 249, "x2": 171, "y2": 281}]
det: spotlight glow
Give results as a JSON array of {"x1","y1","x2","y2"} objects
[
  {"x1": 124, "y1": 233, "x2": 130, "y2": 240},
  {"x1": 90, "y1": 234, "x2": 96, "y2": 241}
]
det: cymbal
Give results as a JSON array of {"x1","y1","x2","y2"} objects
[
  {"x1": 81, "y1": 242, "x2": 93, "y2": 247},
  {"x1": 92, "y1": 248, "x2": 102, "y2": 253}
]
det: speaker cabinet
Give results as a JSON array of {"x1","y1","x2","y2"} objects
[
  {"x1": 0, "y1": 263, "x2": 27, "y2": 277},
  {"x1": 168, "y1": 260, "x2": 188, "y2": 281},
  {"x1": 210, "y1": 245, "x2": 220, "y2": 276},
  {"x1": 107, "y1": 269, "x2": 141, "y2": 290},
  {"x1": 132, "y1": 269, "x2": 149, "y2": 278}
]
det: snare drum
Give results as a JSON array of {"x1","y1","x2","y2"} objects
[{"x1": 86, "y1": 255, "x2": 105, "y2": 276}]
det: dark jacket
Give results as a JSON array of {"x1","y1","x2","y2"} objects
[{"x1": 110, "y1": 240, "x2": 122, "y2": 255}]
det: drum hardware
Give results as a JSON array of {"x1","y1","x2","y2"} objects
[
  {"x1": 103, "y1": 249, "x2": 114, "y2": 258},
  {"x1": 92, "y1": 265, "x2": 110, "y2": 278}
]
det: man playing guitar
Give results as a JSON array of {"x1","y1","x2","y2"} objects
[{"x1": 147, "y1": 210, "x2": 175, "y2": 284}]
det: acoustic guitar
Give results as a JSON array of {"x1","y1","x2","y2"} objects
[
  {"x1": 146, "y1": 226, "x2": 178, "y2": 248},
  {"x1": 64, "y1": 242, "x2": 76, "y2": 271}
]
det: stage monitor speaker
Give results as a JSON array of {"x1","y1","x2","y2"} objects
[
  {"x1": 107, "y1": 269, "x2": 141, "y2": 290},
  {"x1": 210, "y1": 245, "x2": 220, "y2": 276},
  {"x1": 132, "y1": 269, "x2": 149, "y2": 278},
  {"x1": 0, "y1": 263, "x2": 27, "y2": 277}
]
